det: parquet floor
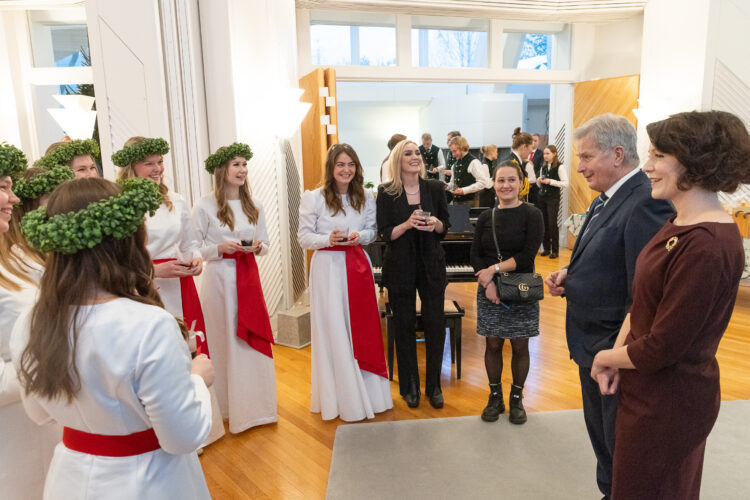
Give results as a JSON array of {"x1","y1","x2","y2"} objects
[{"x1": 200, "y1": 249, "x2": 750, "y2": 499}]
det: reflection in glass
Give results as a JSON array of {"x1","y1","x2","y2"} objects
[
  {"x1": 411, "y1": 29, "x2": 488, "y2": 68},
  {"x1": 311, "y1": 24, "x2": 395, "y2": 66}
]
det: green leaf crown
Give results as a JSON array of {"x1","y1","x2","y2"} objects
[
  {"x1": 111, "y1": 138, "x2": 170, "y2": 168},
  {"x1": 204, "y1": 142, "x2": 253, "y2": 174},
  {"x1": 13, "y1": 165, "x2": 75, "y2": 201},
  {"x1": 36, "y1": 139, "x2": 100, "y2": 168},
  {"x1": 21, "y1": 177, "x2": 162, "y2": 254},
  {"x1": 0, "y1": 142, "x2": 28, "y2": 178}
]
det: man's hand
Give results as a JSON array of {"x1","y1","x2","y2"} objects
[{"x1": 545, "y1": 268, "x2": 568, "y2": 296}]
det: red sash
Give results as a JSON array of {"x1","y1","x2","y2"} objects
[
  {"x1": 63, "y1": 427, "x2": 160, "y2": 457},
  {"x1": 222, "y1": 252, "x2": 274, "y2": 358},
  {"x1": 152, "y1": 258, "x2": 209, "y2": 356},
  {"x1": 318, "y1": 245, "x2": 387, "y2": 378}
]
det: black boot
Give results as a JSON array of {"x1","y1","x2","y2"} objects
[
  {"x1": 429, "y1": 386, "x2": 444, "y2": 409},
  {"x1": 403, "y1": 374, "x2": 420, "y2": 408},
  {"x1": 481, "y1": 383, "x2": 505, "y2": 422},
  {"x1": 509, "y1": 384, "x2": 527, "y2": 424}
]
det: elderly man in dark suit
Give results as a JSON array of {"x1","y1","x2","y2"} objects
[{"x1": 545, "y1": 114, "x2": 673, "y2": 500}]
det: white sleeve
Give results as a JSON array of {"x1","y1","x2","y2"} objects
[
  {"x1": 297, "y1": 190, "x2": 331, "y2": 250},
  {"x1": 192, "y1": 202, "x2": 221, "y2": 261},
  {"x1": 463, "y1": 160, "x2": 492, "y2": 194},
  {"x1": 178, "y1": 200, "x2": 203, "y2": 261},
  {"x1": 380, "y1": 160, "x2": 391, "y2": 184},
  {"x1": 525, "y1": 163, "x2": 537, "y2": 183},
  {"x1": 9, "y1": 308, "x2": 53, "y2": 424},
  {"x1": 0, "y1": 358, "x2": 20, "y2": 408},
  {"x1": 549, "y1": 164, "x2": 569, "y2": 189},
  {"x1": 437, "y1": 150, "x2": 446, "y2": 169},
  {"x1": 359, "y1": 191, "x2": 377, "y2": 245},
  {"x1": 135, "y1": 314, "x2": 212, "y2": 454},
  {"x1": 254, "y1": 201, "x2": 270, "y2": 256},
  {"x1": 1, "y1": 292, "x2": 25, "y2": 408}
]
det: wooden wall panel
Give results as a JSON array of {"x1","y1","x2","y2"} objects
[
  {"x1": 568, "y1": 75, "x2": 640, "y2": 248},
  {"x1": 299, "y1": 68, "x2": 327, "y2": 191},
  {"x1": 324, "y1": 67, "x2": 339, "y2": 148}
]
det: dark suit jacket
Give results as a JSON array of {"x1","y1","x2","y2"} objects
[
  {"x1": 531, "y1": 149, "x2": 544, "y2": 177},
  {"x1": 376, "y1": 178, "x2": 451, "y2": 294},
  {"x1": 565, "y1": 170, "x2": 674, "y2": 367}
]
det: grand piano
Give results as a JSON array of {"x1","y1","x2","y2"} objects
[{"x1": 366, "y1": 204, "x2": 489, "y2": 286}]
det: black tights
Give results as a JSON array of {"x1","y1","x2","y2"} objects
[{"x1": 484, "y1": 337, "x2": 530, "y2": 388}]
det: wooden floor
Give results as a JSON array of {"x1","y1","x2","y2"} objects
[{"x1": 200, "y1": 249, "x2": 750, "y2": 499}]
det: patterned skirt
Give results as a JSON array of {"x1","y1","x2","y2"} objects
[{"x1": 476, "y1": 285, "x2": 540, "y2": 339}]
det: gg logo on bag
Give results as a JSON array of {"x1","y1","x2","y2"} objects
[{"x1": 518, "y1": 283, "x2": 529, "y2": 292}]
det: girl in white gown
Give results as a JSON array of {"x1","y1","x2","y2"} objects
[
  {"x1": 114, "y1": 136, "x2": 225, "y2": 445},
  {"x1": 0, "y1": 151, "x2": 68, "y2": 499},
  {"x1": 12, "y1": 177, "x2": 214, "y2": 500},
  {"x1": 193, "y1": 142, "x2": 277, "y2": 433},
  {"x1": 298, "y1": 143, "x2": 392, "y2": 421}
]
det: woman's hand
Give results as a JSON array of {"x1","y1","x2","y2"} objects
[
  {"x1": 402, "y1": 210, "x2": 426, "y2": 231},
  {"x1": 252, "y1": 242, "x2": 263, "y2": 255},
  {"x1": 329, "y1": 230, "x2": 348, "y2": 246},
  {"x1": 429, "y1": 167, "x2": 438, "y2": 174},
  {"x1": 218, "y1": 241, "x2": 242, "y2": 255},
  {"x1": 347, "y1": 232, "x2": 361, "y2": 245},
  {"x1": 191, "y1": 354, "x2": 215, "y2": 387},
  {"x1": 484, "y1": 281, "x2": 501, "y2": 304},
  {"x1": 591, "y1": 352, "x2": 620, "y2": 395},
  {"x1": 475, "y1": 265, "x2": 496, "y2": 288},
  {"x1": 154, "y1": 260, "x2": 193, "y2": 278},
  {"x1": 189, "y1": 257, "x2": 203, "y2": 276}
]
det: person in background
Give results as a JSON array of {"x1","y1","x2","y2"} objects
[
  {"x1": 527, "y1": 134, "x2": 544, "y2": 204},
  {"x1": 420, "y1": 133, "x2": 446, "y2": 180},
  {"x1": 535, "y1": 145, "x2": 568, "y2": 259},
  {"x1": 376, "y1": 140, "x2": 450, "y2": 409},
  {"x1": 193, "y1": 143, "x2": 277, "y2": 434},
  {"x1": 471, "y1": 161, "x2": 543, "y2": 425},
  {"x1": 13, "y1": 177, "x2": 213, "y2": 499},
  {"x1": 507, "y1": 128, "x2": 536, "y2": 201},
  {"x1": 38, "y1": 139, "x2": 101, "y2": 179},
  {"x1": 380, "y1": 133, "x2": 407, "y2": 184},
  {"x1": 298, "y1": 143, "x2": 392, "y2": 421},
  {"x1": 0, "y1": 143, "x2": 61, "y2": 500},
  {"x1": 479, "y1": 145, "x2": 498, "y2": 207},
  {"x1": 447, "y1": 137, "x2": 492, "y2": 205},
  {"x1": 444, "y1": 130, "x2": 461, "y2": 177},
  {"x1": 544, "y1": 113, "x2": 673, "y2": 499},
  {"x1": 591, "y1": 110, "x2": 749, "y2": 500}
]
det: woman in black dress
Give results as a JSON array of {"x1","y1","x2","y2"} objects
[
  {"x1": 376, "y1": 140, "x2": 450, "y2": 409},
  {"x1": 535, "y1": 145, "x2": 569, "y2": 259},
  {"x1": 471, "y1": 161, "x2": 543, "y2": 424}
]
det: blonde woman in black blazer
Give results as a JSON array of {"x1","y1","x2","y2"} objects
[{"x1": 376, "y1": 140, "x2": 451, "y2": 409}]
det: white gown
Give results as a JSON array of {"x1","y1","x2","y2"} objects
[
  {"x1": 192, "y1": 195, "x2": 277, "y2": 433},
  {"x1": 0, "y1": 261, "x2": 60, "y2": 500},
  {"x1": 10, "y1": 298, "x2": 213, "y2": 500},
  {"x1": 145, "y1": 193, "x2": 225, "y2": 447},
  {"x1": 298, "y1": 189, "x2": 393, "y2": 421}
]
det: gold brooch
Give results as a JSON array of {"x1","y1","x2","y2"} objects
[{"x1": 665, "y1": 236, "x2": 678, "y2": 252}]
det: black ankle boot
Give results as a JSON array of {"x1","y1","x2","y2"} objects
[
  {"x1": 481, "y1": 383, "x2": 505, "y2": 422},
  {"x1": 403, "y1": 374, "x2": 420, "y2": 408},
  {"x1": 509, "y1": 384, "x2": 527, "y2": 424},
  {"x1": 428, "y1": 386, "x2": 444, "y2": 409}
]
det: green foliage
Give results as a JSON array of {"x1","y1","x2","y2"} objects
[
  {"x1": 13, "y1": 165, "x2": 75, "y2": 201},
  {"x1": 0, "y1": 142, "x2": 28, "y2": 179},
  {"x1": 111, "y1": 138, "x2": 170, "y2": 167},
  {"x1": 36, "y1": 139, "x2": 100, "y2": 168},
  {"x1": 22, "y1": 177, "x2": 162, "y2": 254},
  {"x1": 205, "y1": 142, "x2": 253, "y2": 174}
]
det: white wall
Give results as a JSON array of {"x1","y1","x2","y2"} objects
[{"x1": 576, "y1": 15, "x2": 643, "y2": 81}]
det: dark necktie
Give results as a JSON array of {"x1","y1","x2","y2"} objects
[{"x1": 581, "y1": 193, "x2": 609, "y2": 239}]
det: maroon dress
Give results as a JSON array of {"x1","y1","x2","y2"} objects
[{"x1": 613, "y1": 218, "x2": 744, "y2": 499}]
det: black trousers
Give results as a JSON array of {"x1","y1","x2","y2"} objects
[
  {"x1": 579, "y1": 365, "x2": 618, "y2": 499},
  {"x1": 536, "y1": 192, "x2": 560, "y2": 253},
  {"x1": 388, "y1": 279, "x2": 446, "y2": 397}
]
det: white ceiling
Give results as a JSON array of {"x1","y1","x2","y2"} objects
[{"x1": 296, "y1": 0, "x2": 649, "y2": 22}]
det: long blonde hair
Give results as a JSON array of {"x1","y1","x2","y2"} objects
[
  {"x1": 213, "y1": 160, "x2": 258, "y2": 230},
  {"x1": 116, "y1": 137, "x2": 173, "y2": 211},
  {"x1": 384, "y1": 140, "x2": 425, "y2": 197}
]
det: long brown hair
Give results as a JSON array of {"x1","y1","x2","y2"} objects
[
  {"x1": 213, "y1": 158, "x2": 258, "y2": 230},
  {"x1": 117, "y1": 136, "x2": 174, "y2": 211},
  {"x1": 321, "y1": 143, "x2": 366, "y2": 215},
  {"x1": 0, "y1": 168, "x2": 47, "y2": 290},
  {"x1": 544, "y1": 145, "x2": 561, "y2": 168},
  {"x1": 17, "y1": 178, "x2": 179, "y2": 402}
]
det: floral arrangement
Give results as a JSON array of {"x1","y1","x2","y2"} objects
[
  {"x1": 36, "y1": 139, "x2": 100, "y2": 168},
  {"x1": 22, "y1": 177, "x2": 162, "y2": 254},
  {"x1": 204, "y1": 142, "x2": 253, "y2": 174},
  {"x1": 0, "y1": 142, "x2": 28, "y2": 178},
  {"x1": 111, "y1": 138, "x2": 170, "y2": 168},
  {"x1": 13, "y1": 165, "x2": 75, "y2": 201}
]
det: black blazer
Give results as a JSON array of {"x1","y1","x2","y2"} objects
[
  {"x1": 376, "y1": 178, "x2": 451, "y2": 294},
  {"x1": 531, "y1": 149, "x2": 544, "y2": 177},
  {"x1": 564, "y1": 170, "x2": 674, "y2": 366}
]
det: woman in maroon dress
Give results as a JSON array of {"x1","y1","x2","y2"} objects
[{"x1": 591, "y1": 110, "x2": 750, "y2": 499}]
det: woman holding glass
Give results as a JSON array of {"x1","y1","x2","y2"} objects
[
  {"x1": 591, "y1": 111, "x2": 749, "y2": 499},
  {"x1": 376, "y1": 140, "x2": 450, "y2": 409},
  {"x1": 298, "y1": 143, "x2": 392, "y2": 421},
  {"x1": 535, "y1": 145, "x2": 568, "y2": 259}
]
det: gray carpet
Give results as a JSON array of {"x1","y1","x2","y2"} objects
[{"x1": 327, "y1": 400, "x2": 750, "y2": 499}]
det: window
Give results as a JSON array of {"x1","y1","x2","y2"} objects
[
  {"x1": 28, "y1": 9, "x2": 90, "y2": 68},
  {"x1": 310, "y1": 11, "x2": 396, "y2": 66},
  {"x1": 411, "y1": 16, "x2": 488, "y2": 68},
  {"x1": 502, "y1": 24, "x2": 571, "y2": 70}
]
